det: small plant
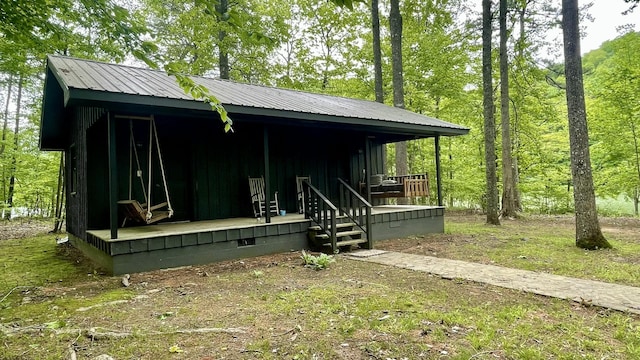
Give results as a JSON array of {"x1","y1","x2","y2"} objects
[
  {"x1": 300, "y1": 250, "x2": 315, "y2": 265},
  {"x1": 301, "y1": 250, "x2": 335, "y2": 270},
  {"x1": 252, "y1": 270, "x2": 264, "y2": 278},
  {"x1": 157, "y1": 311, "x2": 174, "y2": 320}
]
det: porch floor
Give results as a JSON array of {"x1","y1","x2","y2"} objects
[
  {"x1": 79, "y1": 205, "x2": 444, "y2": 274},
  {"x1": 87, "y1": 205, "x2": 438, "y2": 242}
]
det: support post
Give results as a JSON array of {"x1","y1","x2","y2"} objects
[
  {"x1": 364, "y1": 136, "x2": 372, "y2": 204},
  {"x1": 435, "y1": 135, "x2": 443, "y2": 207},
  {"x1": 263, "y1": 126, "x2": 271, "y2": 223},
  {"x1": 108, "y1": 112, "x2": 118, "y2": 239}
]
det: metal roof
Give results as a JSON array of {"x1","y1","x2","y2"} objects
[{"x1": 41, "y1": 55, "x2": 468, "y2": 149}]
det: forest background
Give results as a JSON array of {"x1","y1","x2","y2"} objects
[{"x1": 0, "y1": 0, "x2": 639, "y2": 222}]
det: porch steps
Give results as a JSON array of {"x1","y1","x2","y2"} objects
[
  {"x1": 308, "y1": 222, "x2": 366, "y2": 253},
  {"x1": 321, "y1": 238, "x2": 367, "y2": 248},
  {"x1": 315, "y1": 229, "x2": 363, "y2": 240},
  {"x1": 308, "y1": 222, "x2": 356, "y2": 232}
]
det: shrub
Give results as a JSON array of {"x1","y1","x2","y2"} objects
[{"x1": 300, "y1": 250, "x2": 335, "y2": 270}]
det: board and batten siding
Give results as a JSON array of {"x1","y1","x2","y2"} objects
[
  {"x1": 67, "y1": 107, "x2": 107, "y2": 240},
  {"x1": 77, "y1": 109, "x2": 388, "y2": 231},
  {"x1": 190, "y1": 120, "x2": 357, "y2": 220}
]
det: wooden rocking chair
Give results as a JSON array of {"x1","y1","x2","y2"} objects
[{"x1": 249, "y1": 176, "x2": 279, "y2": 218}]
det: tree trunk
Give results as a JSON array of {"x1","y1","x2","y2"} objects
[
  {"x1": 1, "y1": 74, "x2": 13, "y2": 157},
  {"x1": 630, "y1": 119, "x2": 640, "y2": 217},
  {"x1": 513, "y1": 0, "x2": 528, "y2": 212},
  {"x1": 390, "y1": 0, "x2": 408, "y2": 204},
  {"x1": 1, "y1": 75, "x2": 12, "y2": 209},
  {"x1": 483, "y1": 0, "x2": 500, "y2": 225},
  {"x1": 371, "y1": 0, "x2": 384, "y2": 104},
  {"x1": 500, "y1": 0, "x2": 517, "y2": 218},
  {"x1": 5, "y1": 76, "x2": 22, "y2": 220},
  {"x1": 634, "y1": 188, "x2": 639, "y2": 216},
  {"x1": 561, "y1": 0, "x2": 610, "y2": 249},
  {"x1": 216, "y1": 0, "x2": 229, "y2": 79},
  {"x1": 371, "y1": 0, "x2": 387, "y2": 175},
  {"x1": 53, "y1": 152, "x2": 65, "y2": 232}
]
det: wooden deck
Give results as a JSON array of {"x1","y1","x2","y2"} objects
[
  {"x1": 88, "y1": 213, "x2": 310, "y2": 242},
  {"x1": 77, "y1": 205, "x2": 444, "y2": 275}
]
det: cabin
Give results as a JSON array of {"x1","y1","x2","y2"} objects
[{"x1": 39, "y1": 55, "x2": 469, "y2": 274}]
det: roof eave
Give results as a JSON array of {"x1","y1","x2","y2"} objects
[{"x1": 66, "y1": 89, "x2": 470, "y2": 137}]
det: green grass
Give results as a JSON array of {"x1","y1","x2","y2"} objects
[
  {"x1": 597, "y1": 195, "x2": 636, "y2": 216},
  {"x1": 386, "y1": 214, "x2": 640, "y2": 286},
  {"x1": 1, "y1": 216, "x2": 640, "y2": 359},
  {"x1": 0, "y1": 235, "x2": 102, "y2": 295}
]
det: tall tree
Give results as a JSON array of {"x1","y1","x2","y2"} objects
[
  {"x1": 509, "y1": 0, "x2": 560, "y2": 212},
  {"x1": 216, "y1": 0, "x2": 230, "y2": 79},
  {"x1": 5, "y1": 76, "x2": 23, "y2": 219},
  {"x1": 0, "y1": 75, "x2": 12, "y2": 156},
  {"x1": 371, "y1": 0, "x2": 383, "y2": 104},
  {"x1": 499, "y1": 0, "x2": 517, "y2": 217},
  {"x1": 561, "y1": 0, "x2": 610, "y2": 249},
  {"x1": 53, "y1": 152, "x2": 65, "y2": 232},
  {"x1": 371, "y1": 0, "x2": 386, "y2": 174},
  {"x1": 389, "y1": 0, "x2": 408, "y2": 204},
  {"x1": 483, "y1": 0, "x2": 500, "y2": 225}
]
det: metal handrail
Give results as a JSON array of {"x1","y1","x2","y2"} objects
[{"x1": 337, "y1": 178, "x2": 373, "y2": 249}]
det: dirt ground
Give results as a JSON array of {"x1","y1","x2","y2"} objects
[
  {"x1": 0, "y1": 218, "x2": 52, "y2": 240},
  {"x1": 2, "y1": 212, "x2": 640, "y2": 359}
]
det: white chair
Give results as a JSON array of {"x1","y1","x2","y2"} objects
[
  {"x1": 249, "y1": 176, "x2": 279, "y2": 218},
  {"x1": 296, "y1": 175, "x2": 311, "y2": 214}
]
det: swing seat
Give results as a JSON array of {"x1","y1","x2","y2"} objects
[{"x1": 118, "y1": 200, "x2": 171, "y2": 225}]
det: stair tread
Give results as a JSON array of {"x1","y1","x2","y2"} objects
[
  {"x1": 308, "y1": 222, "x2": 356, "y2": 231},
  {"x1": 315, "y1": 229, "x2": 363, "y2": 240},
  {"x1": 322, "y1": 239, "x2": 368, "y2": 247}
]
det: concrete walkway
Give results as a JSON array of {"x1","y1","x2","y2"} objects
[{"x1": 345, "y1": 250, "x2": 640, "y2": 315}]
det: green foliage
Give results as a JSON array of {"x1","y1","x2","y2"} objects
[
  {"x1": 328, "y1": 0, "x2": 365, "y2": 10},
  {"x1": 300, "y1": 250, "x2": 335, "y2": 270},
  {"x1": 1, "y1": 0, "x2": 637, "y2": 217},
  {"x1": 586, "y1": 31, "x2": 640, "y2": 209},
  {"x1": 164, "y1": 63, "x2": 233, "y2": 132}
]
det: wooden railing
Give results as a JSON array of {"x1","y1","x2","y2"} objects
[
  {"x1": 361, "y1": 173, "x2": 430, "y2": 199},
  {"x1": 388, "y1": 174, "x2": 430, "y2": 198},
  {"x1": 338, "y1": 178, "x2": 373, "y2": 249},
  {"x1": 302, "y1": 180, "x2": 337, "y2": 251}
]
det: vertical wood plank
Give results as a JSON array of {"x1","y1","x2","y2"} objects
[
  {"x1": 107, "y1": 112, "x2": 118, "y2": 239},
  {"x1": 365, "y1": 136, "x2": 372, "y2": 203},
  {"x1": 435, "y1": 135, "x2": 443, "y2": 207},
  {"x1": 263, "y1": 126, "x2": 271, "y2": 223}
]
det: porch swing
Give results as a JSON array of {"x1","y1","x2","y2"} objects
[{"x1": 118, "y1": 115, "x2": 174, "y2": 226}]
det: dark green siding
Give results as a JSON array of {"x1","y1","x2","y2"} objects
[
  {"x1": 68, "y1": 107, "x2": 107, "y2": 239},
  {"x1": 77, "y1": 110, "x2": 387, "y2": 231},
  {"x1": 86, "y1": 117, "x2": 109, "y2": 229}
]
